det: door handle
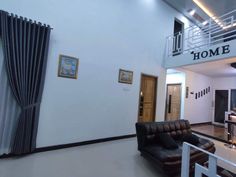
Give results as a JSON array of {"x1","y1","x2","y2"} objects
[{"x1": 168, "y1": 95, "x2": 172, "y2": 113}]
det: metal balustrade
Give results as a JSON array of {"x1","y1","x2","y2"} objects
[
  {"x1": 166, "y1": 9, "x2": 236, "y2": 57},
  {"x1": 181, "y1": 142, "x2": 236, "y2": 177}
]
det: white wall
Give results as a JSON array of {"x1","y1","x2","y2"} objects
[
  {"x1": 1, "y1": 0, "x2": 193, "y2": 147},
  {"x1": 183, "y1": 69, "x2": 213, "y2": 124},
  {"x1": 166, "y1": 72, "x2": 186, "y2": 119},
  {"x1": 166, "y1": 69, "x2": 213, "y2": 124},
  {"x1": 212, "y1": 77, "x2": 236, "y2": 91}
]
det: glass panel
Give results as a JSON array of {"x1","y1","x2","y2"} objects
[{"x1": 231, "y1": 89, "x2": 236, "y2": 112}]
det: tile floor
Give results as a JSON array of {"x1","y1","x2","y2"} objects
[
  {"x1": 192, "y1": 124, "x2": 228, "y2": 142},
  {"x1": 197, "y1": 135, "x2": 236, "y2": 174},
  {"x1": 0, "y1": 138, "x2": 167, "y2": 177},
  {"x1": 0, "y1": 137, "x2": 236, "y2": 177}
]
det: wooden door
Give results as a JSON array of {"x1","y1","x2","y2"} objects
[
  {"x1": 138, "y1": 75, "x2": 157, "y2": 122},
  {"x1": 165, "y1": 84, "x2": 181, "y2": 121}
]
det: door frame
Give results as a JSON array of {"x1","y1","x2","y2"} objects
[
  {"x1": 137, "y1": 73, "x2": 158, "y2": 122},
  {"x1": 173, "y1": 18, "x2": 184, "y2": 55},
  {"x1": 213, "y1": 89, "x2": 229, "y2": 126},
  {"x1": 165, "y1": 83, "x2": 182, "y2": 121}
]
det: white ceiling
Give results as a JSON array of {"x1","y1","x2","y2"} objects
[
  {"x1": 200, "y1": 0, "x2": 236, "y2": 17},
  {"x1": 167, "y1": 68, "x2": 182, "y2": 74},
  {"x1": 182, "y1": 57, "x2": 236, "y2": 77},
  {"x1": 163, "y1": 0, "x2": 236, "y2": 25}
]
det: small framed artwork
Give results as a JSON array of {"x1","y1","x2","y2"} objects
[
  {"x1": 58, "y1": 55, "x2": 79, "y2": 79},
  {"x1": 118, "y1": 69, "x2": 133, "y2": 84}
]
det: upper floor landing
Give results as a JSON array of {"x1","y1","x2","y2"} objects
[{"x1": 165, "y1": 9, "x2": 236, "y2": 68}]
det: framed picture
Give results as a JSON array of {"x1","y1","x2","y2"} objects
[
  {"x1": 118, "y1": 69, "x2": 133, "y2": 84},
  {"x1": 58, "y1": 55, "x2": 79, "y2": 79}
]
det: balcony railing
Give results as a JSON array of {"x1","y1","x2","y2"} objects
[
  {"x1": 181, "y1": 142, "x2": 236, "y2": 177},
  {"x1": 166, "y1": 9, "x2": 236, "y2": 57}
]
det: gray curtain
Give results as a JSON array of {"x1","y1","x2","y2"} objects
[
  {"x1": 0, "y1": 40, "x2": 21, "y2": 155},
  {"x1": 0, "y1": 10, "x2": 51, "y2": 154}
]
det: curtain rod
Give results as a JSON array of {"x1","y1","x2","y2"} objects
[{"x1": 0, "y1": 10, "x2": 53, "y2": 30}]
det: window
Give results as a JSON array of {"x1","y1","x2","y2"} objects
[{"x1": 230, "y1": 89, "x2": 236, "y2": 111}]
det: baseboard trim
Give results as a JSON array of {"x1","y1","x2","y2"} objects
[
  {"x1": 0, "y1": 134, "x2": 136, "y2": 159},
  {"x1": 191, "y1": 122, "x2": 212, "y2": 126},
  {"x1": 35, "y1": 134, "x2": 136, "y2": 153}
]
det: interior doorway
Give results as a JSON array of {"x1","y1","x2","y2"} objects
[
  {"x1": 173, "y1": 18, "x2": 184, "y2": 56},
  {"x1": 230, "y1": 89, "x2": 236, "y2": 111},
  {"x1": 214, "y1": 90, "x2": 228, "y2": 124},
  {"x1": 138, "y1": 74, "x2": 157, "y2": 122},
  {"x1": 165, "y1": 84, "x2": 181, "y2": 121}
]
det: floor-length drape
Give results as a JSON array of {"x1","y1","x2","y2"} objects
[
  {"x1": 0, "y1": 10, "x2": 51, "y2": 154},
  {"x1": 0, "y1": 40, "x2": 21, "y2": 155}
]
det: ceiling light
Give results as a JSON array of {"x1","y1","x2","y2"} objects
[
  {"x1": 192, "y1": 0, "x2": 236, "y2": 30},
  {"x1": 192, "y1": 0, "x2": 222, "y2": 27},
  {"x1": 193, "y1": 0, "x2": 214, "y2": 18},
  {"x1": 189, "y1": 9, "x2": 195, "y2": 16},
  {"x1": 202, "y1": 21, "x2": 208, "y2": 26},
  {"x1": 231, "y1": 62, "x2": 236, "y2": 69}
]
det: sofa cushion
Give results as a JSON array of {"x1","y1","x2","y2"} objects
[
  {"x1": 158, "y1": 133, "x2": 178, "y2": 149},
  {"x1": 143, "y1": 144, "x2": 182, "y2": 162},
  {"x1": 182, "y1": 133, "x2": 200, "y2": 145}
]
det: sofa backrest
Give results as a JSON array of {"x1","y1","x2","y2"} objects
[{"x1": 135, "y1": 120, "x2": 191, "y2": 150}]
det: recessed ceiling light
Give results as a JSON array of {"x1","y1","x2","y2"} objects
[
  {"x1": 189, "y1": 9, "x2": 195, "y2": 16},
  {"x1": 193, "y1": 0, "x2": 214, "y2": 17},
  {"x1": 192, "y1": 0, "x2": 236, "y2": 29},
  {"x1": 192, "y1": 0, "x2": 222, "y2": 26},
  {"x1": 202, "y1": 21, "x2": 208, "y2": 25}
]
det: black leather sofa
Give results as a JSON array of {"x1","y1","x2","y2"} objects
[{"x1": 135, "y1": 120, "x2": 215, "y2": 176}]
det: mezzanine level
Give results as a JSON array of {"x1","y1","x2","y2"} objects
[{"x1": 165, "y1": 9, "x2": 236, "y2": 68}]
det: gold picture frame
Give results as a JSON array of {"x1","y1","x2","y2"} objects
[
  {"x1": 58, "y1": 55, "x2": 79, "y2": 79},
  {"x1": 118, "y1": 69, "x2": 133, "y2": 84}
]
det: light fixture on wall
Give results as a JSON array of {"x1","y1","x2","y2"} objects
[
  {"x1": 230, "y1": 62, "x2": 236, "y2": 69},
  {"x1": 186, "y1": 87, "x2": 189, "y2": 98}
]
